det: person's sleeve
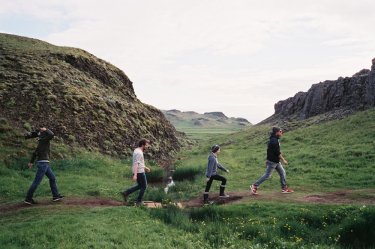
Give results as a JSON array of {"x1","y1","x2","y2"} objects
[
  {"x1": 270, "y1": 138, "x2": 280, "y2": 157},
  {"x1": 206, "y1": 156, "x2": 215, "y2": 178},
  {"x1": 132, "y1": 153, "x2": 142, "y2": 173},
  {"x1": 43, "y1": 129, "x2": 54, "y2": 141},
  {"x1": 275, "y1": 141, "x2": 281, "y2": 157},
  {"x1": 217, "y1": 163, "x2": 228, "y2": 172},
  {"x1": 25, "y1": 131, "x2": 39, "y2": 139},
  {"x1": 30, "y1": 150, "x2": 37, "y2": 164}
]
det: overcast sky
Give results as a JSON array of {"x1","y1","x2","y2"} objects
[{"x1": 1, "y1": 0, "x2": 375, "y2": 123}]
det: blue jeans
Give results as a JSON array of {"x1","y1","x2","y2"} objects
[
  {"x1": 124, "y1": 173, "x2": 147, "y2": 202},
  {"x1": 26, "y1": 162, "x2": 60, "y2": 200},
  {"x1": 254, "y1": 161, "x2": 287, "y2": 189}
]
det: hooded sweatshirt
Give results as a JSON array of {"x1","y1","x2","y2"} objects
[
  {"x1": 205, "y1": 153, "x2": 228, "y2": 178},
  {"x1": 267, "y1": 133, "x2": 281, "y2": 163}
]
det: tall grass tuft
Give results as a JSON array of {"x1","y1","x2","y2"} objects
[
  {"x1": 149, "y1": 206, "x2": 198, "y2": 233},
  {"x1": 172, "y1": 166, "x2": 202, "y2": 181},
  {"x1": 203, "y1": 222, "x2": 235, "y2": 248},
  {"x1": 143, "y1": 187, "x2": 167, "y2": 202},
  {"x1": 339, "y1": 208, "x2": 375, "y2": 249},
  {"x1": 189, "y1": 206, "x2": 224, "y2": 221},
  {"x1": 147, "y1": 167, "x2": 164, "y2": 183}
]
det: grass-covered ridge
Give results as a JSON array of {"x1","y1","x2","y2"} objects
[
  {"x1": 175, "y1": 108, "x2": 375, "y2": 193},
  {"x1": 0, "y1": 32, "x2": 184, "y2": 160}
]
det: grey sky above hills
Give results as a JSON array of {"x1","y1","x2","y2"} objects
[{"x1": 1, "y1": 1, "x2": 375, "y2": 123}]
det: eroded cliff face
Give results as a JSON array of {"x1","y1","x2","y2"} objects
[
  {"x1": 0, "y1": 33, "x2": 184, "y2": 160},
  {"x1": 261, "y1": 58, "x2": 375, "y2": 124}
]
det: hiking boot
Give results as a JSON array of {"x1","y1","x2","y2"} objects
[
  {"x1": 24, "y1": 199, "x2": 37, "y2": 205},
  {"x1": 53, "y1": 195, "x2": 64, "y2": 202},
  {"x1": 219, "y1": 194, "x2": 230, "y2": 198},
  {"x1": 219, "y1": 186, "x2": 227, "y2": 196},
  {"x1": 281, "y1": 187, "x2": 294, "y2": 194},
  {"x1": 250, "y1": 184, "x2": 258, "y2": 195}
]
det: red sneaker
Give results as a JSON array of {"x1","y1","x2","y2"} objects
[
  {"x1": 250, "y1": 184, "x2": 258, "y2": 195},
  {"x1": 281, "y1": 187, "x2": 294, "y2": 194}
]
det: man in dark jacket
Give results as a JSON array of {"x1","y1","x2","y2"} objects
[
  {"x1": 250, "y1": 127, "x2": 293, "y2": 195},
  {"x1": 203, "y1": 144, "x2": 230, "y2": 204},
  {"x1": 24, "y1": 127, "x2": 63, "y2": 204}
]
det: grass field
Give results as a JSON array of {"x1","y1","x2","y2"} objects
[
  {"x1": 1, "y1": 109, "x2": 375, "y2": 248},
  {"x1": 177, "y1": 127, "x2": 241, "y2": 141},
  {"x1": 175, "y1": 108, "x2": 375, "y2": 193},
  {"x1": 1, "y1": 202, "x2": 374, "y2": 249}
]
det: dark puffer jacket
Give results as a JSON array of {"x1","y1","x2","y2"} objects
[
  {"x1": 25, "y1": 129, "x2": 54, "y2": 163},
  {"x1": 267, "y1": 134, "x2": 281, "y2": 163}
]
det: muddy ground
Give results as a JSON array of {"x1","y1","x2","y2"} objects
[{"x1": 1, "y1": 189, "x2": 374, "y2": 213}]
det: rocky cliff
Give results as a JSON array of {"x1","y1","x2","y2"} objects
[
  {"x1": 0, "y1": 33, "x2": 184, "y2": 160},
  {"x1": 261, "y1": 58, "x2": 375, "y2": 124}
]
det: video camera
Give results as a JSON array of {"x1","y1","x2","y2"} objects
[{"x1": 24, "y1": 130, "x2": 41, "y2": 139}]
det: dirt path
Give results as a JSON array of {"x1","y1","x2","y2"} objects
[
  {"x1": 1, "y1": 189, "x2": 374, "y2": 213},
  {"x1": 0, "y1": 198, "x2": 124, "y2": 214},
  {"x1": 182, "y1": 189, "x2": 375, "y2": 208}
]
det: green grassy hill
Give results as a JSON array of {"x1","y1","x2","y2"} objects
[
  {"x1": 162, "y1": 109, "x2": 251, "y2": 139},
  {"x1": 1, "y1": 109, "x2": 375, "y2": 248},
  {"x1": 0, "y1": 33, "x2": 184, "y2": 160},
  {"x1": 176, "y1": 108, "x2": 375, "y2": 193}
]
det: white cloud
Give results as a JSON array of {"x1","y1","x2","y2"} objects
[{"x1": 1, "y1": 0, "x2": 375, "y2": 123}]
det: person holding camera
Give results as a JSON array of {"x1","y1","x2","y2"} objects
[{"x1": 24, "y1": 127, "x2": 63, "y2": 205}]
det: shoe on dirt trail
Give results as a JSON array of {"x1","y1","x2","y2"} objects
[
  {"x1": 250, "y1": 184, "x2": 258, "y2": 195},
  {"x1": 281, "y1": 187, "x2": 294, "y2": 194},
  {"x1": 52, "y1": 195, "x2": 64, "y2": 202},
  {"x1": 24, "y1": 199, "x2": 38, "y2": 205}
]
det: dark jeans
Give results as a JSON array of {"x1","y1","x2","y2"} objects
[
  {"x1": 124, "y1": 172, "x2": 147, "y2": 202},
  {"x1": 205, "y1": 174, "x2": 227, "y2": 193},
  {"x1": 26, "y1": 162, "x2": 60, "y2": 200}
]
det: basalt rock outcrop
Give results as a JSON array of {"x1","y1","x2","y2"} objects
[
  {"x1": 0, "y1": 33, "x2": 184, "y2": 160},
  {"x1": 261, "y1": 58, "x2": 375, "y2": 124}
]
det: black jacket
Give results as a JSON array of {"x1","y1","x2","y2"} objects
[
  {"x1": 25, "y1": 129, "x2": 54, "y2": 163},
  {"x1": 267, "y1": 134, "x2": 281, "y2": 163}
]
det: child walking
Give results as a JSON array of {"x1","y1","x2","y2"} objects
[{"x1": 203, "y1": 144, "x2": 230, "y2": 204}]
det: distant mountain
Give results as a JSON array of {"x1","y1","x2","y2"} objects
[
  {"x1": 162, "y1": 110, "x2": 251, "y2": 129},
  {"x1": 261, "y1": 58, "x2": 375, "y2": 125},
  {"x1": 0, "y1": 33, "x2": 185, "y2": 160}
]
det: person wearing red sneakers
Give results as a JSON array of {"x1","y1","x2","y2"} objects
[
  {"x1": 203, "y1": 144, "x2": 230, "y2": 204},
  {"x1": 250, "y1": 127, "x2": 293, "y2": 195}
]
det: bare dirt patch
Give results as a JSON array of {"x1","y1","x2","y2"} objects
[
  {"x1": 182, "y1": 192, "x2": 244, "y2": 208},
  {"x1": 0, "y1": 198, "x2": 124, "y2": 214},
  {"x1": 181, "y1": 189, "x2": 375, "y2": 208},
  {"x1": 302, "y1": 189, "x2": 375, "y2": 205}
]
